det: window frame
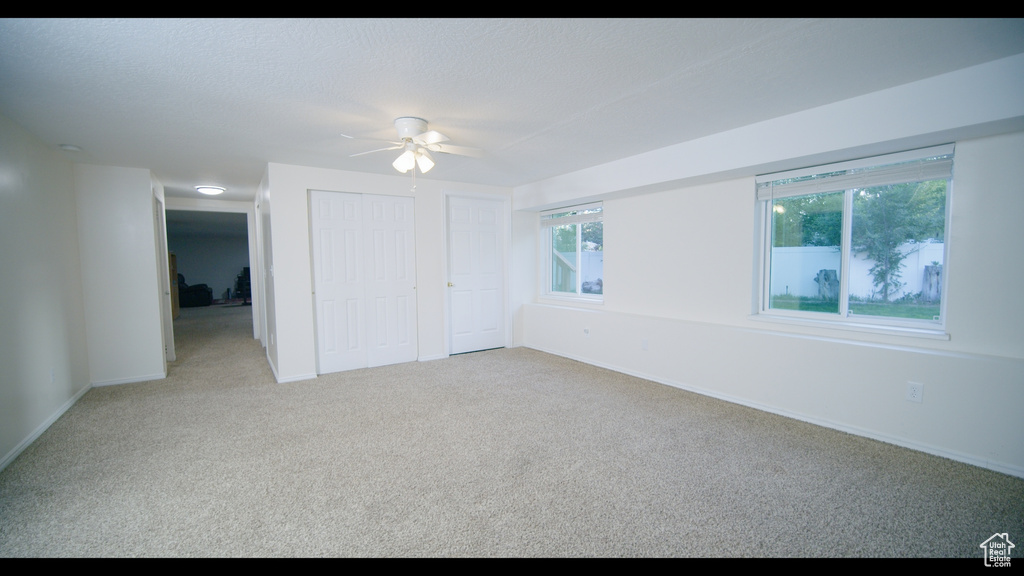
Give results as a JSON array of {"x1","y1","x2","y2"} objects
[
  {"x1": 754, "y1": 145, "x2": 954, "y2": 338},
  {"x1": 540, "y1": 202, "x2": 604, "y2": 302}
]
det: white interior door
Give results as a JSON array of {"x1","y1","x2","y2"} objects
[
  {"x1": 153, "y1": 195, "x2": 175, "y2": 364},
  {"x1": 311, "y1": 191, "x2": 417, "y2": 374},
  {"x1": 448, "y1": 195, "x2": 505, "y2": 355}
]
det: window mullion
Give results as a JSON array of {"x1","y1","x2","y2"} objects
[
  {"x1": 839, "y1": 188, "x2": 853, "y2": 317},
  {"x1": 761, "y1": 199, "x2": 773, "y2": 313},
  {"x1": 546, "y1": 227, "x2": 553, "y2": 294},
  {"x1": 576, "y1": 225, "x2": 583, "y2": 295}
]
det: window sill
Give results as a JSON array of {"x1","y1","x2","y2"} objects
[
  {"x1": 747, "y1": 312, "x2": 950, "y2": 340},
  {"x1": 539, "y1": 293, "x2": 604, "y2": 307}
]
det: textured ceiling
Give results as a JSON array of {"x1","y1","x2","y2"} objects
[{"x1": 1, "y1": 18, "x2": 1023, "y2": 202}]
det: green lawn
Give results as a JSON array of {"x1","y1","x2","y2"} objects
[
  {"x1": 770, "y1": 295, "x2": 940, "y2": 320},
  {"x1": 770, "y1": 296, "x2": 838, "y2": 314},
  {"x1": 848, "y1": 301, "x2": 940, "y2": 320}
]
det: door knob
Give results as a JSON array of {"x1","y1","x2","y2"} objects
[{"x1": 447, "y1": 282, "x2": 454, "y2": 287}]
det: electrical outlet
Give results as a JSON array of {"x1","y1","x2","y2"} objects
[
  {"x1": 641, "y1": 339, "x2": 649, "y2": 351},
  {"x1": 583, "y1": 328, "x2": 590, "y2": 337},
  {"x1": 906, "y1": 382, "x2": 923, "y2": 403}
]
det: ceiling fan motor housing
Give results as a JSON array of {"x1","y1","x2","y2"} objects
[{"x1": 394, "y1": 117, "x2": 428, "y2": 140}]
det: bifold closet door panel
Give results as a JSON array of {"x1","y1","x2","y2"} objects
[
  {"x1": 363, "y1": 194, "x2": 418, "y2": 368},
  {"x1": 311, "y1": 191, "x2": 368, "y2": 373}
]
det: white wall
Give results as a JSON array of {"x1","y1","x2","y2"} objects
[
  {"x1": 512, "y1": 61, "x2": 1024, "y2": 477},
  {"x1": 260, "y1": 164, "x2": 511, "y2": 382},
  {"x1": 0, "y1": 113, "x2": 91, "y2": 469},
  {"x1": 75, "y1": 164, "x2": 166, "y2": 386},
  {"x1": 510, "y1": 209, "x2": 538, "y2": 347}
]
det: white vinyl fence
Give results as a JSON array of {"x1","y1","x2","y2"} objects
[
  {"x1": 581, "y1": 251, "x2": 603, "y2": 284},
  {"x1": 770, "y1": 241, "x2": 944, "y2": 301},
  {"x1": 553, "y1": 250, "x2": 604, "y2": 294}
]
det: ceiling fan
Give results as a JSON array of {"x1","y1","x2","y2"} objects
[{"x1": 349, "y1": 117, "x2": 482, "y2": 175}]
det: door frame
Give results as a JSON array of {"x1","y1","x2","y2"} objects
[
  {"x1": 163, "y1": 197, "x2": 261, "y2": 341},
  {"x1": 443, "y1": 190, "x2": 513, "y2": 357}
]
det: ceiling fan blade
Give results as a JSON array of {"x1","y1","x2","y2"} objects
[
  {"x1": 349, "y1": 144, "x2": 403, "y2": 157},
  {"x1": 425, "y1": 143, "x2": 483, "y2": 158},
  {"x1": 413, "y1": 130, "x2": 449, "y2": 146}
]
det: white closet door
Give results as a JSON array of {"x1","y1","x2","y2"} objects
[
  {"x1": 363, "y1": 194, "x2": 418, "y2": 368},
  {"x1": 448, "y1": 195, "x2": 505, "y2": 355},
  {"x1": 311, "y1": 191, "x2": 418, "y2": 374}
]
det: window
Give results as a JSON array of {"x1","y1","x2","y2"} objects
[
  {"x1": 756, "y1": 145, "x2": 952, "y2": 332},
  {"x1": 541, "y1": 203, "x2": 603, "y2": 299}
]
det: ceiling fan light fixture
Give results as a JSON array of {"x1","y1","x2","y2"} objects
[
  {"x1": 195, "y1": 185, "x2": 226, "y2": 196},
  {"x1": 415, "y1": 149, "x2": 435, "y2": 173},
  {"x1": 393, "y1": 149, "x2": 416, "y2": 173}
]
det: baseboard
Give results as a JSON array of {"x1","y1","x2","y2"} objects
[
  {"x1": 91, "y1": 371, "x2": 167, "y2": 387},
  {"x1": 0, "y1": 383, "x2": 92, "y2": 473},
  {"x1": 525, "y1": 344, "x2": 1024, "y2": 480},
  {"x1": 276, "y1": 372, "x2": 318, "y2": 383},
  {"x1": 418, "y1": 354, "x2": 447, "y2": 362}
]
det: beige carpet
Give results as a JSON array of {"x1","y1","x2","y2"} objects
[{"x1": 1, "y1": 304, "x2": 1021, "y2": 557}]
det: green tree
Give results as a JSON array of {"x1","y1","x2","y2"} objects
[
  {"x1": 552, "y1": 224, "x2": 577, "y2": 253},
  {"x1": 772, "y1": 192, "x2": 843, "y2": 248},
  {"x1": 851, "y1": 180, "x2": 945, "y2": 301},
  {"x1": 552, "y1": 222, "x2": 603, "y2": 252}
]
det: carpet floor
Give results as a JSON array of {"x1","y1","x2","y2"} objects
[{"x1": 1, "y1": 304, "x2": 1021, "y2": 557}]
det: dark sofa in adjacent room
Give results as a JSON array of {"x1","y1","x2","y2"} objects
[{"x1": 177, "y1": 273, "x2": 212, "y2": 308}]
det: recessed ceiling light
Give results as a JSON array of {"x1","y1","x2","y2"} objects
[
  {"x1": 195, "y1": 186, "x2": 226, "y2": 196},
  {"x1": 58, "y1": 144, "x2": 82, "y2": 152}
]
